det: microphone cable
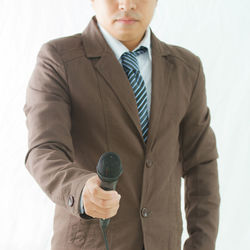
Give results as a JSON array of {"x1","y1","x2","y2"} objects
[{"x1": 100, "y1": 218, "x2": 110, "y2": 250}]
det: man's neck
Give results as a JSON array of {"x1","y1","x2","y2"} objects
[{"x1": 120, "y1": 32, "x2": 146, "y2": 51}]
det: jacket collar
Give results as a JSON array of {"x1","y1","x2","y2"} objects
[{"x1": 81, "y1": 15, "x2": 172, "y2": 59}]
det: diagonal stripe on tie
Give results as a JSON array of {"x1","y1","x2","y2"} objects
[{"x1": 121, "y1": 46, "x2": 149, "y2": 143}]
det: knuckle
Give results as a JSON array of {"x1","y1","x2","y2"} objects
[
  {"x1": 113, "y1": 200, "x2": 119, "y2": 208},
  {"x1": 106, "y1": 211, "x2": 112, "y2": 218},
  {"x1": 103, "y1": 191, "x2": 111, "y2": 199},
  {"x1": 99, "y1": 199, "x2": 106, "y2": 208},
  {"x1": 92, "y1": 186, "x2": 98, "y2": 196},
  {"x1": 114, "y1": 206, "x2": 119, "y2": 213},
  {"x1": 110, "y1": 207, "x2": 116, "y2": 215},
  {"x1": 112, "y1": 210, "x2": 117, "y2": 217}
]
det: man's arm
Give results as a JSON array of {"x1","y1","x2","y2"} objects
[
  {"x1": 180, "y1": 57, "x2": 221, "y2": 250},
  {"x1": 23, "y1": 42, "x2": 96, "y2": 219}
]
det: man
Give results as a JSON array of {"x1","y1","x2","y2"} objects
[{"x1": 23, "y1": 0, "x2": 221, "y2": 249}]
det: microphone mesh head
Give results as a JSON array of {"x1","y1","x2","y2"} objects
[{"x1": 96, "y1": 152, "x2": 123, "y2": 182}]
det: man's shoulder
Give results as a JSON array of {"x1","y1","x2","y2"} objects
[
  {"x1": 159, "y1": 40, "x2": 201, "y2": 72},
  {"x1": 38, "y1": 33, "x2": 85, "y2": 63}
]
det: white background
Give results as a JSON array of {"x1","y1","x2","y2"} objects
[{"x1": 0, "y1": 0, "x2": 249, "y2": 249}]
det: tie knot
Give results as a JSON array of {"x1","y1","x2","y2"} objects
[
  {"x1": 121, "y1": 46, "x2": 148, "y2": 73},
  {"x1": 132, "y1": 46, "x2": 148, "y2": 57}
]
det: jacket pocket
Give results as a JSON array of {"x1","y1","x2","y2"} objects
[{"x1": 68, "y1": 218, "x2": 98, "y2": 247}]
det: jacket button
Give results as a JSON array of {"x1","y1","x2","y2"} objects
[
  {"x1": 146, "y1": 159, "x2": 153, "y2": 168},
  {"x1": 141, "y1": 207, "x2": 150, "y2": 217},
  {"x1": 68, "y1": 195, "x2": 74, "y2": 207}
]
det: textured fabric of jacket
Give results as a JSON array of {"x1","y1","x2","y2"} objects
[{"x1": 23, "y1": 15, "x2": 220, "y2": 250}]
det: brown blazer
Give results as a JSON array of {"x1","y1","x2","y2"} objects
[{"x1": 23, "y1": 15, "x2": 220, "y2": 250}]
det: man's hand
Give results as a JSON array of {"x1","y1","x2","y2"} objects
[{"x1": 82, "y1": 174, "x2": 121, "y2": 219}]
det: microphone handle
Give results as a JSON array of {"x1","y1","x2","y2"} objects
[
  {"x1": 100, "y1": 180, "x2": 118, "y2": 191},
  {"x1": 99, "y1": 180, "x2": 118, "y2": 227},
  {"x1": 99, "y1": 181, "x2": 119, "y2": 229}
]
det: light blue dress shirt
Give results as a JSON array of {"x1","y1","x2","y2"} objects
[{"x1": 79, "y1": 21, "x2": 153, "y2": 215}]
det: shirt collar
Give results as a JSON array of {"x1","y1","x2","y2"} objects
[{"x1": 97, "y1": 21, "x2": 152, "y2": 62}]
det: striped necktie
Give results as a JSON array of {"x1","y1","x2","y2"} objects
[{"x1": 120, "y1": 46, "x2": 149, "y2": 143}]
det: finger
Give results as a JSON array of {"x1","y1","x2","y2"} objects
[
  {"x1": 91, "y1": 175, "x2": 101, "y2": 185},
  {"x1": 91, "y1": 194, "x2": 121, "y2": 209},
  {"x1": 89, "y1": 184, "x2": 119, "y2": 200},
  {"x1": 93, "y1": 205, "x2": 120, "y2": 219}
]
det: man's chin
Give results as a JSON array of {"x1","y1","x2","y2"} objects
[
  {"x1": 113, "y1": 32, "x2": 135, "y2": 42},
  {"x1": 113, "y1": 24, "x2": 138, "y2": 36}
]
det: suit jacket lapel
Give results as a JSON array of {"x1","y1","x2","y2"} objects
[
  {"x1": 81, "y1": 16, "x2": 143, "y2": 142},
  {"x1": 81, "y1": 16, "x2": 173, "y2": 152},
  {"x1": 146, "y1": 31, "x2": 174, "y2": 153},
  {"x1": 95, "y1": 52, "x2": 142, "y2": 135}
]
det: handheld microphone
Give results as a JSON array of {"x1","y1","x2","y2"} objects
[{"x1": 96, "y1": 152, "x2": 123, "y2": 250}]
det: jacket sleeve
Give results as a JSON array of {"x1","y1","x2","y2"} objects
[
  {"x1": 180, "y1": 57, "x2": 221, "y2": 250},
  {"x1": 23, "y1": 42, "x2": 97, "y2": 220}
]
